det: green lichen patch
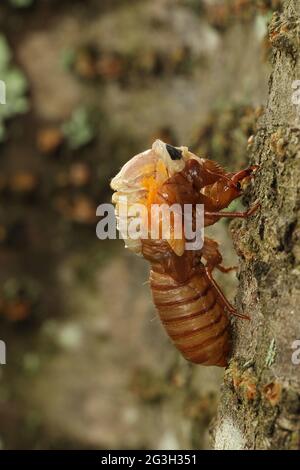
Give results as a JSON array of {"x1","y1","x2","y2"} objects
[{"x1": 0, "y1": 34, "x2": 29, "y2": 142}]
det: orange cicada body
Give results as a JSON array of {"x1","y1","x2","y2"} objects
[{"x1": 111, "y1": 140, "x2": 258, "y2": 367}]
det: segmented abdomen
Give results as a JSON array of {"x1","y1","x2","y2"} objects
[{"x1": 150, "y1": 269, "x2": 230, "y2": 366}]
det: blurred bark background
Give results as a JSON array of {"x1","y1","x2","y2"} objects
[
  {"x1": 214, "y1": 0, "x2": 300, "y2": 450},
  {"x1": 1, "y1": 0, "x2": 298, "y2": 450}
]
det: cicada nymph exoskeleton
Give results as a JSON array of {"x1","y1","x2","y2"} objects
[{"x1": 111, "y1": 140, "x2": 258, "y2": 367}]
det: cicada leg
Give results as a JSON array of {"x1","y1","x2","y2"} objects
[
  {"x1": 202, "y1": 237, "x2": 237, "y2": 273},
  {"x1": 204, "y1": 201, "x2": 260, "y2": 219},
  {"x1": 202, "y1": 238, "x2": 249, "y2": 320},
  {"x1": 205, "y1": 266, "x2": 250, "y2": 320}
]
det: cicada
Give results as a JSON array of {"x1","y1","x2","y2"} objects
[{"x1": 111, "y1": 140, "x2": 258, "y2": 366}]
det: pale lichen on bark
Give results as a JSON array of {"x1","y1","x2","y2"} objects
[{"x1": 214, "y1": 0, "x2": 300, "y2": 450}]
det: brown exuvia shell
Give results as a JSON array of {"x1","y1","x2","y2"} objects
[{"x1": 111, "y1": 140, "x2": 258, "y2": 367}]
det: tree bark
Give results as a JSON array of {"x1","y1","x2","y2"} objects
[{"x1": 214, "y1": 0, "x2": 300, "y2": 450}]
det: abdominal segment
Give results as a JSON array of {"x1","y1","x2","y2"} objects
[{"x1": 149, "y1": 268, "x2": 231, "y2": 367}]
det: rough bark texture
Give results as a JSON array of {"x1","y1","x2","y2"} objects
[{"x1": 214, "y1": 0, "x2": 300, "y2": 450}]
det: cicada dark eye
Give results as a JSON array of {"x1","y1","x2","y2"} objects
[{"x1": 166, "y1": 144, "x2": 182, "y2": 161}]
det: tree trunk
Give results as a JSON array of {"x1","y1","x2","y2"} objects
[{"x1": 214, "y1": 0, "x2": 300, "y2": 450}]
